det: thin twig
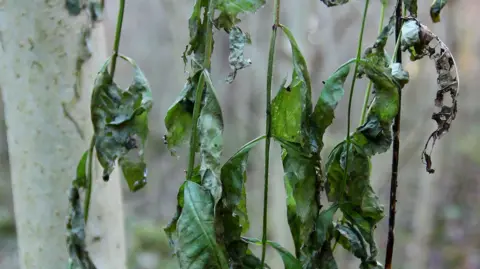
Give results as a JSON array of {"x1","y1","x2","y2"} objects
[
  {"x1": 385, "y1": 1, "x2": 403, "y2": 268},
  {"x1": 260, "y1": 1, "x2": 280, "y2": 267}
]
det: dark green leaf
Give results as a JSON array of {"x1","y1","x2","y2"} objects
[
  {"x1": 335, "y1": 223, "x2": 368, "y2": 261},
  {"x1": 226, "y1": 27, "x2": 252, "y2": 83},
  {"x1": 200, "y1": 71, "x2": 224, "y2": 204},
  {"x1": 404, "y1": 0, "x2": 418, "y2": 17},
  {"x1": 176, "y1": 181, "x2": 229, "y2": 269},
  {"x1": 282, "y1": 147, "x2": 318, "y2": 257},
  {"x1": 360, "y1": 260, "x2": 384, "y2": 269},
  {"x1": 312, "y1": 63, "x2": 350, "y2": 151},
  {"x1": 316, "y1": 204, "x2": 339, "y2": 247},
  {"x1": 362, "y1": 14, "x2": 395, "y2": 71},
  {"x1": 89, "y1": 1, "x2": 104, "y2": 21},
  {"x1": 430, "y1": 0, "x2": 447, "y2": 23},
  {"x1": 221, "y1": 135, "x2": 264, "y2": 233},
  {"x1": 73, "y1": 150, "x2": 88, "y2": 188},
  {"x1": 164, "y1": 73, "x2": 198, "y2": 153},
  {"x1": 214, "y1": 0, "x2": 266, "y2": 30},
  {"x1": 319, "y1": 0, "x2": 350, "y2": 7},
  {"x1": 242, "y1": 237, "x2": 302, "y2": 269},
  {"x1": 90, "y1": 55, "x2": 152, "y2": 192},
  {"x1": 315, "y1": 241, "x2": 338, "y2": 269},
  {"x1": 65, "y1": 0, "x2": 84, "y2": 16},
  {"x1": 66, "y1": 187, "x2": 97, "y2": 269}
]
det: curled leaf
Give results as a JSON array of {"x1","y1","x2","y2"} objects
[
  {"x1": 430, "y1": 0, "x2": 448, "y2": 23},
  {"x1": 226, "y1": 27, "x2": 252, "y2": 83},
  {"x1": 401, "y1": 18, "x2": 459, "y2": 173},
  {"x1": 335, "y1": 222, "x2": 368, "y2": 261},
  {"x1": 90, "y1": 55, "x2": 152, "y2": 191}
]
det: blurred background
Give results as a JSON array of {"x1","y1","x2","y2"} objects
[{"x1": 1, "y1": 0, "x2": 479, "y2": 268}]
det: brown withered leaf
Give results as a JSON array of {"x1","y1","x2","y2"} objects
[{"x1": 400, "y1": 17, "x2": 459, "y2": 174}]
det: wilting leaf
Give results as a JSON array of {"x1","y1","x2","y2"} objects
[
  {"x1": 335, "y1": 223, "x2": 368, "y2": 261},
  {"x1": 404, "y1": 0, "x2": 418, "y2": 17},
  {"x1": 400, "y1": 18, "x2": 459, "y2": 173},
  {"x1": 164, "y1": 73, "x2": 198, "y2": 153},
  {"x1": 214, "y1": 0, "x2": 266, "y2": 30},
  {"x1": 226, "y1": 27, "x2": 252, "y2": 83},
  {"x1": 312, "y1": 63, "x2": 350, "y2": 150},
  {"x1": 242, "y1": 237, "x2": 302, "y2": 269},
  {"x1": 282, "y1": 147, "x2": 318, "y2": 257},
  {"x1": 316, "y1": 204, "x2": 339, "y2": 247},
  {"x1": 390, "y1": 63, "x2": 409, "y2": 87},
  {"x1": 319, "y1": 0, "x2": 350, "y2": 7},
  {"x1": 199, "y1": 71, "x2": 224, "y2": 204},
  {"x1": 73, "y1": 150, "x2": 88, "y2": 188},
  {"x1": 90, "y1": 55, "x2": 152, "y2": 191},
  {"x1": 430, "y1": 0, "x2": 448, "y2": 23},
  {"x1": 176, "y1": 181, "x2": 229, "y2": 269},
  {"x1": 325, "y1": 141, "x2": 384, "y2": 259},
  {"x1": 66, "y1": 187, "x2": 97, "y2": 269}
]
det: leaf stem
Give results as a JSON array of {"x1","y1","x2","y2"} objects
[
  {"x1": 342, "y1": 0, "x2": 370, "y2": 204},
  {"x1": 84, "y1": 136, "x2": 95, "y2": 223},
  {"x1": 260, "y1": 0, "x2": 280, "y2": 267},
  {"x1": 186, "y1": 0, "x2": 216, "y2": 180},
  {"x1": 385, "y1": 1, "x2": 403, "y2": 268},
  {"x1": 109, "y1": 0, "x2": 126, "y2": 78},
  {"x1": 359, "y1": 1, "x2": 386, "y2": 125}
]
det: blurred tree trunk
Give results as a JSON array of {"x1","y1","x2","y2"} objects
[{"x1": 0, "y1": 1, "x2": 126, "y2": 269}]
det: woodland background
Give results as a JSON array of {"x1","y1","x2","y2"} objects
[{"x1": 1, "y1": 0, "x2": 479, "y2": 268}]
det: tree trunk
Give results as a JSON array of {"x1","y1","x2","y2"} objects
[{"x1": 0, "y1": 1, "x2": 127, "y2": 269}]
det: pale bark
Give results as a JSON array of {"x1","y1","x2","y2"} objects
[{"x1": 0, "y1": 1, "x2": 126, "y2": 269}]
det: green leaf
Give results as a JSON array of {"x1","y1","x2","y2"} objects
[
  {"x1": 316, "y1": 204, "x2": 339, "y2": 247},
  {"x1": 282, "y1": 147, "x2": 318, "y2": 257},
  {"x1": 430, "y1": 0, "x2": 447, "y2": 23},
  {"x1": 242, "y1": 237, "x2": 302, "y2": 269},
  {"x1": 319, "y1": 0, "x2": 350, "y2": 7},
  {"x1": 221, "y1": 135, "x2": 264, "y2": 233},
  {"x1": 312, "y1": 63, "x2": 350, "y2": 151},
  {"x1": 404, "y1": 0, "x2": 418, "y2": 17},
  {"x1": 90, "y1": 55, "x2": 152, "y2": 192},
  {"x1": 164, "y1": 167, "x2": 201, "y2": 248},
  {"x1": 272, "y1": 25, "x2": 313, "y2": 148},
  {"x1": 164, "y1": 73, "x2": 198, "y2": 153},
  {"x1": 214, "y1": 0, "x2": 266, "y2": 30},
  {"x1": 200, "y1": 71, "x2": 224, "y2": 204},
  {"x1": 177, "y1": 181, "x2": 229, "y2": 269},
  {"x1": 226, "y1": 27, "x2": 252, "y2": 83},
  {"x1": 335, "y1": 223, "x2": 368, "y2": 261},
  {"x1": 362, "y1": 14, "x2": 395, "y2": 70},
  {"x1": 73, "y1": 150, "x2": 88, "y2": 188}
]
